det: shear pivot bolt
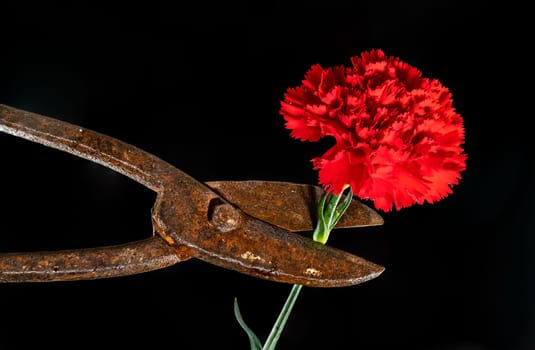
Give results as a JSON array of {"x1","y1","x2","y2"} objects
[{"x1": 209, "y1": 200, "x2": 240, "y2": 232}]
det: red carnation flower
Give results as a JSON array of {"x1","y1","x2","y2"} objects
[{"x1": 280, "y1": 49, "x2": 467, "y2": 212}]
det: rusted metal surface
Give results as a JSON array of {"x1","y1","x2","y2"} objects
[
  {"x1": 0, "y1": 103, "x2": 385, "y2": 286},
  {"x1": 0, "y1": 104, "x2": 174, "y2": 191},
  {"x1": 0, "y1": 237, "x2": 189, "y2": 283},
  {"x1": 206, "y1": 180, "x2": 383, "y2": 232},
  {"x1": 152, "y1": 185, "x2": 384, "y2": 287}
]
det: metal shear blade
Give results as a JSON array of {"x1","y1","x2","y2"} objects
[{"x1": 0, "y1": 104, "x2": 385, "y2": 287}]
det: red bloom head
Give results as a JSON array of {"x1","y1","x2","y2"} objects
[{"x1": 280, "y1": 49, "x2": 467, "y2": 212}]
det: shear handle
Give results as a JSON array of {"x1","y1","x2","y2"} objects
[
  {"x1": 0, "y1": 104, "x2": 176, "y2": 191},
  {"x1": 0, "y1": 237, "x2": 191, "y2": 283}
]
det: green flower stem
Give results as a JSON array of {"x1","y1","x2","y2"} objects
[
  {"x1": 235, "y1": 186, "x2": 354, "y2": 349},
  {"x1": 261, "y1": 284, "x2": 303, "y2": 350}
]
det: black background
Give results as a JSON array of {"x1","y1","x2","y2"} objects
[{"x1": 0, "y1": 1, "x2": 533, "y2": 349}]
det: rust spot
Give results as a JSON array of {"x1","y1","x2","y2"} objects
[{"x1": 304, "y1": 267, "x2": 322, "y2": 277}]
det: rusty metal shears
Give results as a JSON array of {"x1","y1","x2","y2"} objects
[{"x1": 0, "y1": 104, "x2": 384, "y2": 286}]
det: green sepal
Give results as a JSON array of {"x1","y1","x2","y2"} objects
[
  {"x1": 331, "y1": 188, "x2": 353, "y2": 228},
  {"x1": 312, "y1": 192, "x2": 330, "y2": 243},
  {"x1": 313, "y1": 187, "x2": 353, "y2": 244}
]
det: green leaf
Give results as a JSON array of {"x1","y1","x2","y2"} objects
[{"x1": 234, "y1": 297, "x2": 263, "y2": 350}]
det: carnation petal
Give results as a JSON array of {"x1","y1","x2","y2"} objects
[
  {"x1": 316, "y1": 148, "x2": 370, "y2": 195},
  {"x1": 280, "y1": 49, "x2": 467, "y2": 211}
]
